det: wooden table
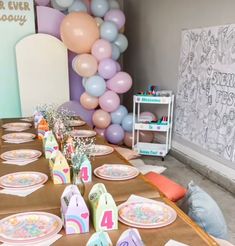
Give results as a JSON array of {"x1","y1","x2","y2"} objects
[{"x1": 0, "y1": 118, "x2": 217, "y2": 245}]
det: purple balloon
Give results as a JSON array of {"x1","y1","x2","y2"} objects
[
  {"x1": 98, "y1": 58, "x2": 117, "y2": 79},
  {"x1": 106, "y1": 71, "x2": 133, "y2": 94},
  {"x1": 105, "y1": 124, "x2": 124, "y2": 144},
  {"x1": 99, "y1": 90, "x2": 120, "y2": 112},
  {"x1": 37, "y1": 6, "x2": 65, "y2": 39},
  {"x1": 115, "y1": 61, "x2": 121, "y2": 72},
  {"x1": 59, "y1": 101, "x2": 94, "y2": 127},
  {"x1": 104, "y1": 9, "x2": 125, "y2": 30},
  {"x1": 35, "y1": 0, "x2": 50, "y2": 5},
  {"x1": 68, "y1": 52, "x2": 85, "y2": 101}
]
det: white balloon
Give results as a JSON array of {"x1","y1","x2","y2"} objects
[
  {"x1": 54, "y1": 0, "x2": 74, "y2": 8},
  {"x1": 68, "y1": 0, "x2": 87, "y2": 13}
]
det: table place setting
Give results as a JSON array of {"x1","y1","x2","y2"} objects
[
  {"x1": 2, "y1": 132, "x2": 36, "y2": 144},
  {"x1": 68, "y1": 119, "x2": 86, "y2": 127},
  {"x1": 2, "y1": 122, "x2": 32, "y2": 132},
  {"x1": 0, "y1": 212, "x2": 62, "y2": 245},
  {"x1": 94, "y1": 164, "x2": 140, "y2": 181},
  {"x1": 0, "y1": 149, "x2": 42, "y2": 162},
  {"x1": 91, "y1": 145, "x2": 114, "y2": 156},
  {"x1": 0, "y1": 171, "x2": 48, "y2": 197},
  {"x1": 118, "y1": 195, "x2": 177, "y2": 229},
  {"x1": 70, "y1": 129, "x2": 97, "y2": 138}
]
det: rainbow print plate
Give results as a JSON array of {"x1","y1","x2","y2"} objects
[
  {"x1": 118, "y1": 201, "x2": 177, "y2": 228},
  {"x1": 2, "y1": 133, "x2": 36, "y2": 141},
  {"x1": 0, "y1": 149, "x2": 42, "y2": 161},
  {"x1": 94, "y1": 164, "x2": 139, "y2": 180},
  {"x1": 68, "y1": 119, "x2": 86, "y2": 127},
  {"x1": 70, "y1": 130, "x2": 96, "y2": 138},
  {"x1": 0, "y1": 212, "x2": 62, "y2": 244},
  {"x1": 2, "y1": 122, "x2": 32, "y2": 129},
  {"x1": 0, "y1": 172, "x2": 48, "y2": 189},
  {"x1": 91, "y1": 145, "x2": 114, "y2": 156}
]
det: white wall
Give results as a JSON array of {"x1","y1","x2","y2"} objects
[{"x1": 123, "y1": 0, "x2": 235, "y2": 175}]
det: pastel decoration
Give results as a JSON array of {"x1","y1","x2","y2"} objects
[
  {"x1": 121, "y1": 113, "x2": 134, "y2": 132},
  {"x1": 115, "y1": 61, "x2": 121, "y2": 72},
  {"x1": 51, "y1": 0, "x2": 67, "y2": 11},
  {"x1": 107, "y1": 72, "x2": 132, "y2": 94},
  {"x1": 74, "y1": 54, "x2": 98, "y2": 77},
  {"x1": 117, "y1": 228, "x2": 144, "y2": 246},
  {"x1": 0, "y1": 0, "x2": 35, "y2": 118},
  {"x1": 105, "y1": 124, "x2": 124, "y2": 144},
  {"x1": 111, "y1": 43, "x2": 120, "y2": 60},
  {"x1": 35, "y1": 0, "x2": 50, "y2": 6},
  {"x1": 114, "y1": 33, "x2": 128, "y2": 53},
  {"x1": 61, "y1": 185, "x2": 89, "y2": 234},
  {"x1": 91, "y1": 39, "x2": 112, "y2": 61},
  {"x1": 139, "y1": 111, "x2": 157, "y2": 122},
  {"x1": 55, "y1": 0, "x2": 74, "y2": 8},
  {"x1": 68, "y1": 0, "x2": 88, "y2": 13},
  {"x1": 49, "y1": 150, "x2": 71, "y2": 184},
  {"x1": 43, "y1": 131, "x2": 59, "y2": 159},
  {"x1": 34, "y1": 111, "x2": 43, "y2": 129},
  {"x1": 100, "y1": 21, "x2": 118, "y2": 42},
  {"x1": 94, "y1": 17, "x2": 104, "y2": 27},
  {"x1": 59, "y1": 101, "x2": 94, "y2": 127},
  {"x1": 104, "y1": 9, "x2": 125, "y2": 30},
  {"x1": 74, "y1": 155, "x2": 92, "y2": 183},
  {"x1": 98, "y1": 58, "x2": 117, "y2": 79},
  {"x1": 86, "y1": 231, "x2": 112, "y2": 246},
  {"x1": 16, "y1": 34, "x2": 69, "y2": 116},
  {"x1": 60, "y1": 12, "x2": 99, "y2": 54},
  {"x1": 90, "y1": 0, "x2": 109, "y2": 17},
  {"x1": 36, "y1": 6, "x2": 65, "y2": 39},
  {"x1": 123, "y1": 131, "x2": 134, "y2": 147},
  {"x1": 80, "y1": 92, "x2": 99, "y2": 110},
  {"x1": 88, "y1": 183, "x2": 118, "y2": 231},
  {"x1": 92, "y1": 109, "x2": 111, "y2": 129},
  {"x1": 85, "y1": 75, "x2": 106, "y2": 97},
  {"x1": 108, "y1": 0, "x2": 120, "y2": 9},
  {"x1": 37, "y1": 118, "x2": 49, "y2": 140},
  {"x1": 110, "y1": 105, "x2": 128, "y2": 124},
  {"x1": 94, "y1": 127, "x2": 106, "y2": 137},
  {"x1": 99, "y1": 90, "x2": 120, "y2": 112}
]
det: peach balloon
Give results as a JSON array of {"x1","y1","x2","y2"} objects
[
  {"x1": 140, "y1": 131, "x2": 154, "y2": 143},
  {"x1": 92, "y1": 109, "x2": 111, "y2": 129},
  {"x1": 75, "y1": 54, "x2": 98, "y2": 77},
  {"x1": 124, "y1": 131, "x2": 134, "y2": 147},
  {"x1": 60, "y1": 12, "x2": 99, "y2": 54},
  {"x1": 94, "y1": 127, "x2": 106, "y2": 137},
  {"x1": 80, "y1": 92, "x2": 99, "y2": 110}
]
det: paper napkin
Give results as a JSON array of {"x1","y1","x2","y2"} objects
[
  {"x1": 2, "y1": 158, "x2": 38, "y2": 166},
  {"x1": 1, "y1": 233, "x2": 62, "y2": 246},
  {"x1": 125, "y1": 194, "x2": 165, "y2": 205},
  {"x1": 164, "y1": 239, "x2": 189, "y2": 246},
  {"x1": 0, "y1": 185, "x2": 44, "y2": 197}
]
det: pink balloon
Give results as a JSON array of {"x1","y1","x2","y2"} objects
[
  {"x1": 35, "y1": 0, "x2": 50, "y2": 6},
  {"x1": 140, "y1": 131, "x2": 154, "y2": 143},
  {"x1": 104, "y1": 9, "x2": 126, "y2": 30},
  {"x1": 94, "y1": 127, "x2": 106, "y2": 137},
  {"x1": 140, "y1": 111, "x2": 157, "y2": 122},
  {"x1": 98, "y1": 58, "x2": 117, "y2": 79},
  {"x1": 99, "y1": 90, "x2": 120, "y2": 112},
  {"x1": 74, "y1": 54, "x2": 98, "y2": 77},
  {"x1": 115, "y1": 61, "x2": 121, "y2": 72},
  {"x1": 107, "y1": 72, "x2": 132, "y2": 94},
  {"x1": 92, "y1": 109, "x2": 111, "y2": 128},
  {"x1": 91, "y1": 39, "x2": 112, "y2": 61},
  {"x1": 124, "y1": 131, "x2": 134, "y2": 147}
]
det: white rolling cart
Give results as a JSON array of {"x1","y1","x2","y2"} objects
[{"x1": 132, "y1": 92, "x2": 174, "y2": 160}]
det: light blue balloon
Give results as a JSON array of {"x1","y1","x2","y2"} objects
[
  {"x1": 108, "y1": 0, "x2": 120, "y2": 9},
  {"x1": 121, "y1": 113, "x2": 134, "y2": 132},
  {"x1": 68, "y1": 0, "x2": 87, "y2": 13},
  {"x1": 91, "y1": 0, "x2": 109, "y2": 17},
  {"x1": 85, "y1": 75, "x2": 106, "y2": 97},
  {"x1": 100, "y1": 21, "x2": 118, "y2": 42},
  {"x1": 111, "y1": 43, "x2": 120, "y2": 60},
  {"x1": 111, "y1": 105, "x2": 128, "y2": 124},
  {"x1": 51, "y1": 0, "x2": 67, "y2": 10},
  {"x1": 114, "y1": 33, "x2": 128, "y2": 53},
  {"x1": 54, "y1": 0, "x2": 74, "y2": 8}
]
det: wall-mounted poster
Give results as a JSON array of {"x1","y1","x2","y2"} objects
[
  {"x1": 175, "y1": 24, "x2": 235, "y2": 164},
  {"x1": 0, "y1": 0, "x2": 35, "y2": 118}
]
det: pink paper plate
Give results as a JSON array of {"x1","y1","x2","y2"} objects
[
  {"x1": 94, "y1": 164, "x2": 139, "y2": 180},
  {"x1": 2, "y1": 122, "x2": 32, "y2": 129},
  {"x1": 0, "y1": 149, "x2": 42, "y2": 161},
  {"x1": 2, "y1": 133, "x2": 36, "y2": 141},
  {"x1": 118, "y1": 201, "x2": 177, "y2": 228},
  {"x1": 68, "y1": 119, "x2": 86, "y2": 127},
  {"x1": 0, "y1": 212, "x2": 62, "y2": 245},
  {"x1": 0, "y1": 171, "x2": 48, "y2": 189},
  {"x1": 91, "y1": 145, "x2": 114, "y2": 156},
  {"x1": 70, "y1": 130, "x2": 96, "y2": 138}
]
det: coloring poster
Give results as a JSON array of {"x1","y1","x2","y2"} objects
[{"x1": 175, "y1": 24, "x2": 235, "y2": 163}]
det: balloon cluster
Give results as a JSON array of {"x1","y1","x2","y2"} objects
[{"x1": 58, "y1": 0, "x2": 134, "y2": 145}]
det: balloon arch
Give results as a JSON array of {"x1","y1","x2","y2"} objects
[{"x1": 36, "y1": 0, "x2": 154, "y2": 146}]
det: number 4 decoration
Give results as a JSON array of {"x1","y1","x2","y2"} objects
[{"x1": 88, "y1": 183, "x2": 118, "y2": 232}]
